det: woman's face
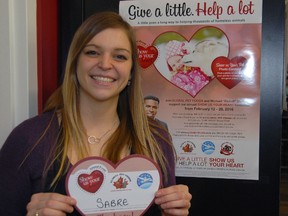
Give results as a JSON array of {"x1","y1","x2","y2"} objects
[{"x1": 76, "y1": 28, "x2": 132, "y2": 104}]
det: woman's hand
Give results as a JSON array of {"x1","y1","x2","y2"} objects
[
  {"x1": 26, "y1": 193, "x2": 76, "y2": 216},
  {"x1": 155, "y1": 184, "x2": 192, "y2": 216}
]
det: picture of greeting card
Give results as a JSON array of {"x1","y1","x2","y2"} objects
[{"x1": 66, "y1": 155, "x2": 162, "y2": 216}]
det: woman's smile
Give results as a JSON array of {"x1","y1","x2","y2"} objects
[
  {"x1": 76, "y1": 28, "x2": 132, "y2": 102},
  {"x1": 90, "y1": 75, "x2": 115, "y2": 84}
]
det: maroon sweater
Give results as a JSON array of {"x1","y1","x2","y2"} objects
[{"x1": 0, "y1": 111, "x2": 175, "y2": 215}]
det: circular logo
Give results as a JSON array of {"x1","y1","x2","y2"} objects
[
  {"x1": 180, "y1": 141, "x2": 196, "y2": 153},
  {"x1": 201, "y1": 141, "x2": 215, "y2": 155},
  {"x1": 220, "y1": 142, "x2": 234, "y2": 155},
  {"x1": 137, "y1": 173, "x2": 153, "y2": 189}
]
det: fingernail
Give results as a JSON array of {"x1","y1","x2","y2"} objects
[
  {"x1": 71, "y1": 198, "x2": 77, "y2": 204},
  {"x1": 154, "y1": 198, "x2": 160, "y2": 204},
  {"x1": 155, "y1": 191, "x2": 161, "y2": 197}
]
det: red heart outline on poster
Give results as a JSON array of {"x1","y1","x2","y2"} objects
[
  {"x1": 77, "y1": 170, "x2": 104, "y2": 193},
  {"x1": 212, "y1": 56, "x2": 247, "y2": 89},
  {"x1": 137, "y1": 45, "x2": 158, "y2": 69},
  {"x1": 152, "y1": 27, "x2": 229, "y2": 97},
  {"x1": 66, "y1": 155, "x2": 162, "y2": 216}
]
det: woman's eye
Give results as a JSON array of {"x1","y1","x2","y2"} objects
[
  {"x1": 115, "y1": 54, "x2": 128, "y2": 61},
  {"x1": 84, "y1": 50, "x2": 99, "y2": 56},
  {"x1": 83, "y1": 49, "x2": 100, "y2": 56}
]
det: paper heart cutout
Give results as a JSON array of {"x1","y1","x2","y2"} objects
[
  {"x1": 78, "y1": 170, "x2": 104, "y2": 193},
  {"x1": 137, "y1": 45, "x2": 158, "y2": 69},
  {"x1": 66, "y1": 155, "x2": 162, "y2": 216},
  {"x1": 212, "y1": 56, "x2": 247, "y2": 89},
  {"x1": 153, "y1": 28, "x2": 229, "y2": 97}
]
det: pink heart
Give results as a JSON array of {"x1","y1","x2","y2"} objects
[
  {"x1": 212, "y1": 56, "x2": 247, "y2": 89},
  {"x1": 153, "y1": 27, "x2": 229, "y2": 97}
]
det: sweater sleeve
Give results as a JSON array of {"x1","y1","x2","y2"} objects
[{"x1": 0, "y1": 112, "x2": 58, "y2": 215}]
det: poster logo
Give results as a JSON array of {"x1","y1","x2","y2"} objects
[
  {"x1": 201, "y1": 141, "x2": 215, "y2": 155},
  {"x1": 180, "y1": 141, "x2": 196, "y2": 153},
  {"x1": 220, "y1": 142, "x2": 234, "y2": 155}
]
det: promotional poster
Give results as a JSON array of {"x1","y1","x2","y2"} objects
[{"x1": 120, "y1": 0, "x2": 262, "y2": 180}]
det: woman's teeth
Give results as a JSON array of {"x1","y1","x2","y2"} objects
[{"x1": 91, "y1": 76, "x2": 114, "y2": 82}]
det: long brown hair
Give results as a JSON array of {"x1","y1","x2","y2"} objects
[{"x1": 44, "y1": 12, "x2": 173, "y2": 186}]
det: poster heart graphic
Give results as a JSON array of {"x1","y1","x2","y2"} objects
[
  {"x1": 212, "y1": 56, "x2": 247, "y2": 89},
  {"x1": 152, "y1": 28, "x2": 229, "y2": 97},
  {"x1": 137, "y1": 45, "x2": 158, "y2": 69},
  {"x1": 66, "y1": 155, "x2": 161, "y2": 216},
  {"x1": 78, "y1": 170, "x2": 104, "y2": 193}
]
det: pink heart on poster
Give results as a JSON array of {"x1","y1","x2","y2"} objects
[
  {"x1": 153, "y1": 28, "x2": 229, "y2": 97},
  {"x1": 137, "y1": 45, "x2": 158, "y2": 69},
  {"x1": 66, "y1": 155, "x2": 161, "y2": 216},
  {"x1": 212, "y1": 56, "x2": 247, "y2": 89}
]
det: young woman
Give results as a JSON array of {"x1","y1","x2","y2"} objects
[{"x1": 0, "y1": 12, "x2": 192, "y2": 216}]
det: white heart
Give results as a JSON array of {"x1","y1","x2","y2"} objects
[{"x1": 66, "y1": 155, "x2": 162, "y2": 216}]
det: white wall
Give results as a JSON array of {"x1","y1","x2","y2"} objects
[{"x1": 0, "y1": 0, "x2": 37, "y2": 148}]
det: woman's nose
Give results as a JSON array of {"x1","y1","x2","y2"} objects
[{"x1": 98, "y1": 54, "x2": 112, "y2": 70}]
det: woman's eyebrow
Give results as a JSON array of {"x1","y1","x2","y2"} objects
[
  {"x1": 84, "y1": 44, "x2": 131, "y2": 54},
  {"x1": 84, "y1": 44, "x2": 99, "y2": 48}
]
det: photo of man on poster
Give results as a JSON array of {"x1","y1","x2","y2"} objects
[{"x1": 144, "y1": 95, "x2": 169, "y2": 131}]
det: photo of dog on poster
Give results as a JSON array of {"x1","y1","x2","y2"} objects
[{"x1": 153, "y1": 27, "x2": 229, "y2": 97}]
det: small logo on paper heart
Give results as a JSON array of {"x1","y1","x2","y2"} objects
[
  {"x1": 212, "y1": 56, "x2": 247, "y2": 89},
  {"x1": 137, "y1": 45, "x2": 158, "y2": 69},
  {"x1": 137, "y1": 173, "x2": 153, "y2": 189},
  {"x1": 113, "y1": 176, "x2": 130, "y2": 189},
  {"x1": 78, "y1": 170, "x2": 104, "y2": 193}
]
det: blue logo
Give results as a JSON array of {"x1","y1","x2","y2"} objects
[
  {"x1": 201, "y1": 141, "x2": 215, "y2": 155},
  {"x1": 137, "y1": 173, "x2": 153, "y2": 189}
]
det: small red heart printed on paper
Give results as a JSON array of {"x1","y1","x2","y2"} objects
[
  {"x1": 212, "y1": 56, "x2": 247, "y2": 89},
  {"x1": 137, "y1": 45, "x2": 158, "y2": 69},
  {"x1": 78, "y1": 170, "x2": 104, "y2": 193}
]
